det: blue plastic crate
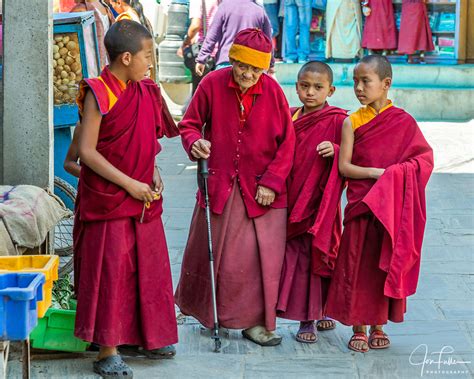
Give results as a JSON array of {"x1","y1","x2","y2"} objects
[{"x1": 0, "y1": 272, "x2": 45, "y2": 341}]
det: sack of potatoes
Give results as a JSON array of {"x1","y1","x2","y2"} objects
[{"x1": 53, "y1": 33, "x2": 83, "y2": 105}]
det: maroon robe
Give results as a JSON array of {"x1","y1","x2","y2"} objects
[
  {"x1": 73, "y1": 67, "x2": 179, "y2": 349},
  {"x1": 277, "y1": 105, "x2": 347, "y2": 322},
  {"x1": 325, "y1": 106, "x2": 433, "y2": 326},
  {"x1": 398, "y1": 0, "x2": 435, "y2": 55},
  {"x1": 361, "y1": 0, "x2": 397, "y2": 50},
  {"x1": 175, "y1": 68, "x2": 295, "y2": 331}
]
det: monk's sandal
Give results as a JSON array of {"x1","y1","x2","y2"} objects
[
  {"x1": 119, "y1": 344, "x2": 176, "y2": 359},
  {"x1": 93, "y1": 355, "x2": 133, "y2": 378},
  {"x1": 242, "y1": 326, "x2": 282, "y2": 346}
]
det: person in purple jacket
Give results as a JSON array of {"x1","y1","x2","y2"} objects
[{"x1": 195, "y1": 0, "x2": 274, "y2": 76}]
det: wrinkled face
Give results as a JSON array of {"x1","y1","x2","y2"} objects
[
  {"x1": 231, "y1": 60, "x2": 264, "y2": 91},
  {"x1": 296, "y1": 71, "x2": 335, "y2": 112},
  {"x1": 353, "y1": 62, "x2": 391, "y2": 105},
  {"x1": 122, "y1": 38, "x2": 153, "y2": 82}
]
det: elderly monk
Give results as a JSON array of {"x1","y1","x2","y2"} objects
[{"x1": 175, "y1": 28, "x2": 295, "y2": 346}]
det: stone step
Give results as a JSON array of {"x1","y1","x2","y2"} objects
[
  {"x1": 275, "y1": 62, "x2": 474, "y2": 89},
  {"x1": 280, "y1": 84, "x2": 474, "y2": 122}
]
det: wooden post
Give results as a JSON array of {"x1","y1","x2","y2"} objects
[
  {"x1": 0, "y1": 341, "x2": 10, "y2": 379},
  {"x1": 456, "y1": 0, "x2": 468, "y2": 63},
  {"x1": 466, "y1": 0, "x2": 474, "y2": 62},
  {"x1": 21, "y1": 339, "x2": 30, "y2": 379}
]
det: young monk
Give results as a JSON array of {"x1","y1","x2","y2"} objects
[
  {"x1": 325, "y1": 55, "x2": 433, "y2": 352},
  {"x1": 74, "y1": 20, "x2": 179, "y2": 376},
  {"x1": 277, "y1": 61, "x2": 347, "y2": 343}
]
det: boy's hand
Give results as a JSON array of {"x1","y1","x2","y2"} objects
[
  {"x1": 191, "y1": 139, "x2": 211, "y2": 159},
  {"x1": 153, "y1": 167, "x2": 164, "y2": 196},
  {"x1": 370, "y1": 168, "x2": 385, "y2": 180},
  {"x1": 126, "y1": 179, "x2": 154, "y2": 203},
  {"x1": 317, "y1": 141, "x2": 334, "y2": 158},
  {"x1": 255, "y1": 185, "x2": 276, "y2": 207}
]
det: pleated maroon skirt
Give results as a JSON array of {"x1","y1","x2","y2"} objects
[
  {"x1": 74, "y1": 210, "x2": 178, "y2": 350},
  {"x1": 325, "y1": 214, "x2": 406, "y2": 326},
  {"x1": 277, "y1": 234, "x2": 331, "y2": 322},
  {"x1": 175, "y1": 185, "x2": 287, "y2": 331}
]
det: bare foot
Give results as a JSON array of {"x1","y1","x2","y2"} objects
[
  {"x1": 98, "y1": 346, "x2": 118, "y2": 361},
  {"x1": 316, "y1": 317, "x2": 336, "y2": 331}
]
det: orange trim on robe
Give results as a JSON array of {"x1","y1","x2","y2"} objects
[
  {"x1": 292, "y1": 108, "x2": 302, "y2": 121},
  {"x1": 96, "y1": 76, "x2": 127, "y2": 111},
  {"x1": 116, "y1": 10, "x2": 140, "y2": 23},
  {"x1": 349, "y1": 100, "x2": 393, "y2": 130},
  {"x1": 77, "y1": 69, "x2": 127, "y2": 116},
  {"x1": 116, "y1": 13, "x2": 131, "y2": 21}
]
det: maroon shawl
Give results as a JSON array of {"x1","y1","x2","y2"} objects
[
  {"x1": 345, "y1": 106, "x2": 434, "y2": 298},
  {"x1": 287, "y1": 105, "x2": 347, "y2": 277},
  {"x1": 78, "y1": 68, "x2": 178, "y2": 222}
]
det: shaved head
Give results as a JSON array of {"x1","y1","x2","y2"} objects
[
  {"x1": 358, "y1": 55, "x2": 393, "y2": 80},
  {"x1": 298, "y1": 61, "x2": 334, "y2": 85},
  {"x1": 105, "y1": 19, "x2": 152, "y2": 62}
]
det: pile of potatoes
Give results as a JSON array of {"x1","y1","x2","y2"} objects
[{"x1": 53, "y1": 33, "x2": 83, "y2": 105}]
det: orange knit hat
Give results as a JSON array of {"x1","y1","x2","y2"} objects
[{"x1": 228, "y1": 28, "x2": 272, "y2": 70}]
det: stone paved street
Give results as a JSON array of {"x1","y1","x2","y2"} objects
[{"x1": 7, "y1": 121, "x2": 474, "y2": 379}]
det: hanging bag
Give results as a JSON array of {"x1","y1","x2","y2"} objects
[{"x1": 183, "y1": 0, "x2": 215, "y2": 72}]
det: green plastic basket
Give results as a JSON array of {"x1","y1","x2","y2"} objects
[{"x1": 30, "y1": 300, "x2": 89, "y2": 352}]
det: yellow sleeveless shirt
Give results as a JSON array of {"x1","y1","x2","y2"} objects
[{"x1": 349, "y1": 100, "x2": 393, "y2": 131}]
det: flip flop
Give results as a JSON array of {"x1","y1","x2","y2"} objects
[
  {"x1": 368, "y1": 329, "x2": 391, "y2": 350},
  {"x1": 295, "y1": 321, "x2": 318, "y2": 344},
  {"x1": 93, "y1": 355, "x2": 133, "y2": 378},
  {"x1": 118, "y1": 345, "x2": 176, "y2": 359},
  {"x1": 242, "y1": 326, "x2": 282, "y2": 347},
  {"x1": 316, "y1": 317, "x2": 336, "y2": 331},
  {"x1": 348, "y1": 332, "x2": 369, "y2": 353}
]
